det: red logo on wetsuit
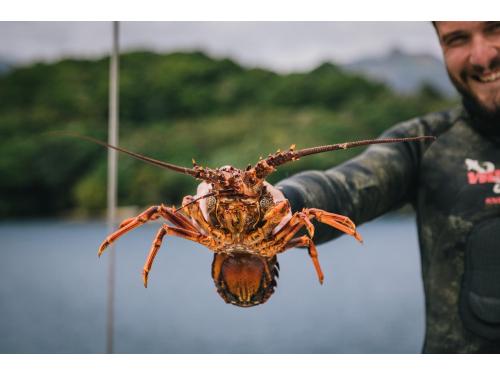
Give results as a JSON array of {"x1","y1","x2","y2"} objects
[{"x1": 465, "y1": 158, "x2": 500, "y2": 205}]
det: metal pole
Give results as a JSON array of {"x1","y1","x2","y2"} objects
[{"x1": 106, "y1": 20, "x2": 120, "y2": 354}]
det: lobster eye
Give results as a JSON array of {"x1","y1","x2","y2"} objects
[
  {"x1": 259, "y1": 195, "x2": 274, "y2": 213},
  {"x1": 206, "y1": 195, "x2": 216, "y2": 213}
]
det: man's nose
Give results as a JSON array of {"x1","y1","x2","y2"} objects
[{"x1": 469, "y1": 35, "x2": 498, "y2": 70}]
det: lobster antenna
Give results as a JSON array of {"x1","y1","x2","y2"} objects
[
  {"x1": 65, "y1": 133, "x2": 199, "y2": 177},
  {"x1": 265, "y1": 136, "x2": 436, "y2": 168}
]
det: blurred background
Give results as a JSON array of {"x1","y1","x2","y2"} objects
[{"x1": 0, "y1": 21, "x2": 458, "y2": 353}]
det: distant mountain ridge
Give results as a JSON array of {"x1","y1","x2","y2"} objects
[
  {"x1": 343, "y1": 48, "x2": 457, "y2": 98},
  {"x1": 2, "y1": 49, "x2": 457, "y2": 97}
]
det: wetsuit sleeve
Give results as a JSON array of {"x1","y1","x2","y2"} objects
[{"x1": 276, "y1": 119, "x2": 433, "y2": 243}]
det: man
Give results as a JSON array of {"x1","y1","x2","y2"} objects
[{"x1": 276, "y1": 22, "x2": 500, "y2": 353}]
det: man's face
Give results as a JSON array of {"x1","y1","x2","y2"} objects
[{"x1": 435, "y1": 21, "x2": 500, "y2": 115}]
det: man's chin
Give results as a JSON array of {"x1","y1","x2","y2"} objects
[
  {"x1": 463, "y1": 94, "x2": 500, "y2": 120},
  {"x1": 449, "y1": 73, "x2": 500, "y2": 119},
  {"x1": 454, "y1": 83, "x2": 500, "y2": 120}
]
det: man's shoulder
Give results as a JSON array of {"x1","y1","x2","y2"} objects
[{"x1": 388, "y1": 106, "x2": 464, "y2": 137}]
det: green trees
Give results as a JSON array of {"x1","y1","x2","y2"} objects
[{"x1": 0, "y1": 51, "x2": 455, "y2": 218}]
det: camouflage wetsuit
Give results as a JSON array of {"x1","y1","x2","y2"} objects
[{"x1": 277, "y1": 105, "x2": 500, "y2": 353}]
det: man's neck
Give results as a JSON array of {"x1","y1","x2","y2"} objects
[{"x1": 462, "y1": 98, "x2": 500, "y2": 139}]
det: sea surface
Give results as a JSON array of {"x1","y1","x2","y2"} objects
[{"x1": 0, "y1": 214, "x2": 425, "y2": 353}]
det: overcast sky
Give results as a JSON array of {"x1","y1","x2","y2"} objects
[{"x1": 0, "y1": 22, "x2": 442, "y2": 72}]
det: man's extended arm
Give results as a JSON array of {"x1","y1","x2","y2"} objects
[{"x1": 276, "y1": 117, "x2": 436, "y2": 243}]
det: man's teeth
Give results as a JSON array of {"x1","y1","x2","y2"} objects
[{"x1": 479, "y1": 70, "x2": 500, "y2": 83}]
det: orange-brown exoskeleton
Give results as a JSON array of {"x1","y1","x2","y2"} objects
[{"x1": 84, "y1": 134, "x2": 434, "y2": 307}]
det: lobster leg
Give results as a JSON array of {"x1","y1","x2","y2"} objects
[
  {"x1": 305, "y1": 208, "x2": 363, "y2": 243},
  {"x1": 160, "y1": 204, "x2": 200, "y2": 232},
  {"x1": 289, "y1": 211, "x2": 315, "y2": 237},
  {"x1": 142, "y1": 224, "x2": 212, "y2": 287},
  {"x1": 99, "y1": 205, "x2": 162, "y2": 256},
  {"x1": 118, "y1": 217, "x2": 135, "y2": 228},
  {"x1": 98, "y1": 204, "x2": 197, "y2": 256},
  {"x1": 142, "y1": 226, "x2": 167, "y2": 288},
  {"x1": 284, "y1": 235, "x2": 324, "y2": 284},
  {"x1": 183, "y1": 200, "x2": 226, "y2": 241},
  {"x1": 244, "y1": 200, "x2": 291, "y2": 246},
  {"x1": 272, "y1": 220, "x2": 304, "y2": 244},
  {"x1": 272, "y1": 211, "x2": 315, "y2": 244},
  {"x1": 261, "y1": 208, "x2": 362, "y2": 284},
  {"x1": 118, "y1": 205, "x2": 195, "y2": 230}
]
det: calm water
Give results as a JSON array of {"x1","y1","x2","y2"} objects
[{"x1": 0, "y1": 215, "x2": 425, "y2": 353}]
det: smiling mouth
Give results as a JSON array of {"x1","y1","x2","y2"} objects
[{"x1": 476, "y1": 69, "x2": 500, "y2": 83}]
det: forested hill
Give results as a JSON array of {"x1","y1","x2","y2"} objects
[{"x1": 0, "y1": 51, "x2": 455, "y2": 218}]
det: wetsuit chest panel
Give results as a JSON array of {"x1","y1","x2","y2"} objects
[
  {"x1": 422, "y1": 121, "x2": 500, "y2": 221},
  {"x1": 419, "y1": 118, "x2": 500, "y2": 351}
]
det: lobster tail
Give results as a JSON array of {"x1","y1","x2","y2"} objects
[{"x1": 211, "y1": 253, "x2": 279, "y2": 307}]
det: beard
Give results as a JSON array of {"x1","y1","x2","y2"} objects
[
  {"x1": 461, "y1": 89, "x2": 500, "y2": 123},
  {"x1": 449, "y1": 72, "x2": 500, "y2": 118},
  {"x1": 447, "y1": 68, "x2": 500, "y2": 136}
]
